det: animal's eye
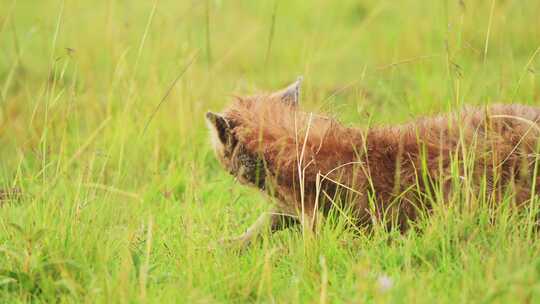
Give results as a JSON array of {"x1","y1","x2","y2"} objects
[{"x1": 227, "y1": 132, "x2": 239, "y2": 149}]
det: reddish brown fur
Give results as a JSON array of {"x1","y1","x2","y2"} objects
[{"x1": 218, "y1": 97, "x2": 540, "y2": 230}]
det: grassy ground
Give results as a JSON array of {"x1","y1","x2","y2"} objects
[{"x1": 1, "y1": 0, "x2": 540, "y2": 302}]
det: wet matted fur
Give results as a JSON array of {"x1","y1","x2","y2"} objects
[{"x1": 206, "y1": 78, "x2": 540, "y2": 245}]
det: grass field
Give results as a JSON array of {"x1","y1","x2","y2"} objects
[{"x1": 2, "y1": 0, "x2": 540, "y2": 302}]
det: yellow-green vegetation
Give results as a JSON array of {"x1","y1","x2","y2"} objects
[{"x1": 1, "y1": 0, "x2": 540, "y2": 302}]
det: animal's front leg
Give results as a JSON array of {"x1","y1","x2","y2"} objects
[{"x1": 220, "y1": 211, "x2": 299, "y2": 248}]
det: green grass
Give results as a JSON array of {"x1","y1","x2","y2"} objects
[{"x1": 1, "y1": 0, "x2": 540, "y2": 302}]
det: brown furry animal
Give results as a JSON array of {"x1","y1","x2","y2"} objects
[{"x1": 206, "y1": 78, "x2": 540, "y2": 245}]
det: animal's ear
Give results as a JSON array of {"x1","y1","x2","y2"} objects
[
  {"x1": 205, "y1": 111, "x2": 231, "y2": 144},
  {"x1": 270, "y1": 76, "x2": 303, "y2": 106}
]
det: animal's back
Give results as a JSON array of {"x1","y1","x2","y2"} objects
[{"x1": 362, "y1": 104, "x2": 540, "y2": 228}]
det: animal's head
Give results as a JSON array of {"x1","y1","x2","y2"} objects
[{"x1": 205, "y1": 77, "x2": 303, "y2": 189}]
